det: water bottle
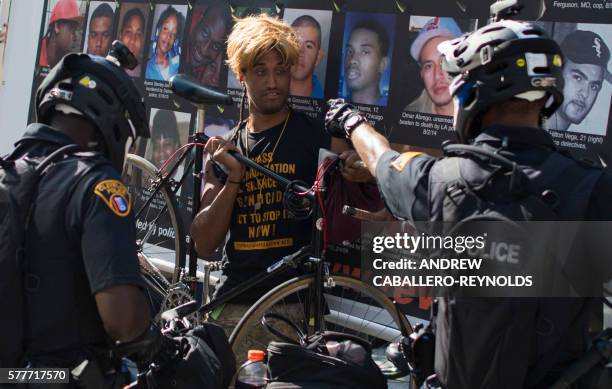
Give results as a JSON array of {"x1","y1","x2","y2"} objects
[{"x1": 235, "y1": 349, "x2": 268, "y2": 389}]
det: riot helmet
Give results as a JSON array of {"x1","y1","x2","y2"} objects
[
  {"x1": 438, "y1": 19, "x2": 564, "y2": 143},
  {"x1": 36, "y1": 41, "x2": 149, "y2": 171}
]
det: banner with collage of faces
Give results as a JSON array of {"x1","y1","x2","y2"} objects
[
  {"x1": 27, "y1": 0, "x2": 611, "y2": 319},
  {"x1": 30, "y1": 0, "x2": 611, "y2": 164}
]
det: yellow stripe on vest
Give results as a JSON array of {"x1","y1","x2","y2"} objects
[{"x1": 391, "y1": 152, "x2": 425, "y2": 172}]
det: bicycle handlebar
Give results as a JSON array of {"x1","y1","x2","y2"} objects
[
  {"x1": 170, "y1": 74, "x2": 233, "y2": 105},
  {"x1": 170, "y1": 74, "x2": 314, "y2": 200},
  {"x1": 190, "y1": 131, "x2": 315, "y2": 201}
]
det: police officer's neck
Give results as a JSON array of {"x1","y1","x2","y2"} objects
[
  {"x1": 480, "y1": 100, "x2": 544, "y2": 129},
  {"x1": 49, "y1": 113, "x2": 98, "y2": 148}
]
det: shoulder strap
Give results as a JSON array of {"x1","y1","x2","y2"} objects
[
  {"x1": 17, "y1": 144, "x2": 80, "y2": 365},
  {"x1": 443, "y1": 143, "x2": 530, "y2": 197},
  {"x1": 22, "y1": 144, "x2": 81, "y2": 229}
]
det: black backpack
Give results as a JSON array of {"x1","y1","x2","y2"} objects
[
  {"x1": 0, "y1": 143, "x2": 79, "y2": 368},
  {"x1": 263, "y1": 313, "x2": 387, "y2": 389},
  {"x1": 426, "y1": 143, "x2": 604, "y2": 389},
  {"x1": 131, "y1": 323, "x2": 236, "y2": 389}
]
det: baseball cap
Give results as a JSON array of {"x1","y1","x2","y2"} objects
[
  {"x1": 410, "y1": 17, "x2": 462, "y2": 62},
  {"x1": 561, "y1": 30, "x2": 610, "y2": 68}
]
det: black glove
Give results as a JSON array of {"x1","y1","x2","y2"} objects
[
  {"x1": 325, "y1": 98, "x2": 367, "y2": 139},
  {"x1": 113, "y1": 324, "x2": 180, "y2": 371}
]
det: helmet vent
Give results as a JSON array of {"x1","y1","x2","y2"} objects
[
  {"x1": 88, "y1": 104, "x2": 99, "y2": 116},
  {"x1": 532, "y1": 66, "x2": 550, "y2": 74},
  {"x1": 98, "y1": 89, "x2": 113, "y2": 105},
  {"x1": 481, "y1": 25, "x2": 505, "y2": 34},
  {"x1": 522, "y1": 28, "x2": 541, "y2": 36},
  {"x1": 58, "y1": 82, "x2": 74, "y2": 91}
]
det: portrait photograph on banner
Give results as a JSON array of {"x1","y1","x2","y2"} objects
[
  {"x1": 536, "y1": 22, "x2": 611, "y2": 140},
  {"x1": 226, "y1": 5, "x2": 275, "y2": 90},
  {"x1": 337, "y1": 11, "x2": 396, "y2": 108},
  {"x1": 145, "y1": 3, "x2": 188, "y2": 82},
  {"x1": 115, "y1": 1, "x2": 151, "y2": 78},
  {"x1": 388, "y1": 14, "x2": 478, "y2": 149},
  {"x1": 83, "y1": 1, "x2": 116, "y2": 58},
  {"x1": 38, "y1": 0, "x2": 87, "y2": 70},
  {"x1": 182, "y1": 0, "x2": 232, "y2": 90},
  {"x1": 283, "y1": 8, "x2": 333, "y2": 100},
  {"x1": 146, "y1": 107, "x2": 191, "y2": 169}
]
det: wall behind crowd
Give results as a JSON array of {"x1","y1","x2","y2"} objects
[
  {"x1": 25, "y1": 0, "x2": 612, "y2": 318},
  {"x1": 28, "y1": 0, "x2": 612, "y2": 159}
]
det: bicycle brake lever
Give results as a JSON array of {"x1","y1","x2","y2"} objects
[{"x1": 266, "y1": 245, "x2": 311, "y2": 272}]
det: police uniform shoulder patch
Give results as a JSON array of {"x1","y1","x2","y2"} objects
[
  {"x1": 93, "y1": 179, "x2": 132, "y2": 217},
  {"x1": 391, "y1": 152, "x2": 424, "y2": 172}
]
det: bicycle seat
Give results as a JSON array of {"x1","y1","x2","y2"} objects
[{"x1": 170, "y1": 74, "x2": 233, "y2": 106}]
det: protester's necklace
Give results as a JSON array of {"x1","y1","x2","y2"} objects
[{"x1": 243, "y1": 110, "x2": 290, "y2": 211}]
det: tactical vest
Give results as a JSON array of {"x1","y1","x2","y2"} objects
[
  {"x1": 23, "y1": 150, "x2": 109, "y2": 358},
  {"x1": 427, "y1": 142, "x2": 603, "y2": 389}
]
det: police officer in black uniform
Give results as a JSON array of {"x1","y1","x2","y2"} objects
[
  {"x1": 10, "y1": 44, "x2": 173, "y2": 387},
  {"x1": 325, "y1": 17, "x2": 612, "y2": 389}
]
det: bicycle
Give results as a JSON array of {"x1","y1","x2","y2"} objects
[{"x1": 122, "y1": 74, "x2": 415, "y2": 375}]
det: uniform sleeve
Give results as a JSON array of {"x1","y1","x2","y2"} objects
[
  {"x1": 375, "y1": 150, "x2": 435, "y2": 221},
  {"x1": 69, "y1": 167, "x2": 145, "y2": 294}
]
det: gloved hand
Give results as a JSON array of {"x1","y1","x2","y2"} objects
[
  {"x1": 113, "y1": 325, "x2": 180, "y2": 371},
  {"x1": 325, "y1": 99, "x2": 366, "y2": 138}
]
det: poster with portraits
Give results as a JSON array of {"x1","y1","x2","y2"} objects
[
  {"x1": 83, "y1": 1, "x2": 116, "y2": 57},
  {"x1": 115, "y1": 2, "x2": 150, "y2": 79},
  {"x1": 533, "y1": 21, "x2": 612, "y2": 157},
  {"x1": 27, "y1": 0, "x2": 612, "y2": 319},
  {"x1": 388, "y1": 15, "x2": 479, "y2": 148},
  {"x1": 283, "y1": 7, "x2": 333, "y2": 119},
  {"x1": 37, "y1": 0, "x2": 87, "y2": 73}
]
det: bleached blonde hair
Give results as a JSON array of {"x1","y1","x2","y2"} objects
[{"x1": 226, "y1": 14, "x2": 300, "y2": 76}]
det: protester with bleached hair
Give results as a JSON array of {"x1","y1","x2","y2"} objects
[{"x1": 191, "y1": 14, "x2": 370, "y2": 358}]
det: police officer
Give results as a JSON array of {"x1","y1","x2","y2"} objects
[
  {"x1": 12, "y1": 44, "x2": 172, "y2": 387},
  {"x1": 325, "y1": 19, "x2": 612, "y2": 389}
]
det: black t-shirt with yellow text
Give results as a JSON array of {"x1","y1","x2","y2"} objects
[{"x1": 216, "y1": 111, "x2": 330, "y2": 302}]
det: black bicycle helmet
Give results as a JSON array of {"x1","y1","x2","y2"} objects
[
  {"x1": 438, "y1": 19, "x2": 564, "y2": 143},
  {"x1": 36, "y1": 41, "x2": 149, "y2": 171}
]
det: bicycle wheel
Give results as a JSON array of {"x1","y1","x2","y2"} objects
[
  {"x1": 122, "y1": 154, "x2": 186, "y2": 283},
  {"x1": 229, "y1": 275, "x2": 413, "y2": 365}
]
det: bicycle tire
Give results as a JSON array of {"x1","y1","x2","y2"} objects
[
  {"x1": 229, "y1": 274, "x2": 413, "y2": 365},
  {"x1": 122, "y1": 154, "x2": 186, "y2": 283}
]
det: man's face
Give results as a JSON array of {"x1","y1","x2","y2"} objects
[
  {"x1": 54, "y1": 20, "x2": 79, "y2": 54},
  {"x1": 120, "y1": 14, "x2": 144, "y2": 58},
  {"x1": 559, "y1": 59, "x2": 604, "y2": 124},
  {"x1": 189, "y1": 7, "x2": 228, "y2": 67},
  {"x1": 420, "y1": 36, "x2": 452, "y2": 108},
  {"x1": 87, "y1": 16, "x2": 113, "y2": 56},
  {"x1": 344, "y1": 28, "x2": 386, "y2": 93},
  {"x1": 291, "y1": 25, "x2": 323, "y2": 81},
  {"x1": 241, "y1": 49, "x2": 291, "y2": 115},
  {"x1": 157, "y1": 15, "x2": 178, "y2": 56},
  {"x1": 152, "y1": 137, "x2": 178, "y2": 167}
]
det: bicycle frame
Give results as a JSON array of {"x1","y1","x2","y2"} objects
[
  {"x1": 135, "y1": 75, "x2": 412, "y2": 341},
  {"x1": 133, "y1": 103, "x2": 330, "y2": 318}
]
